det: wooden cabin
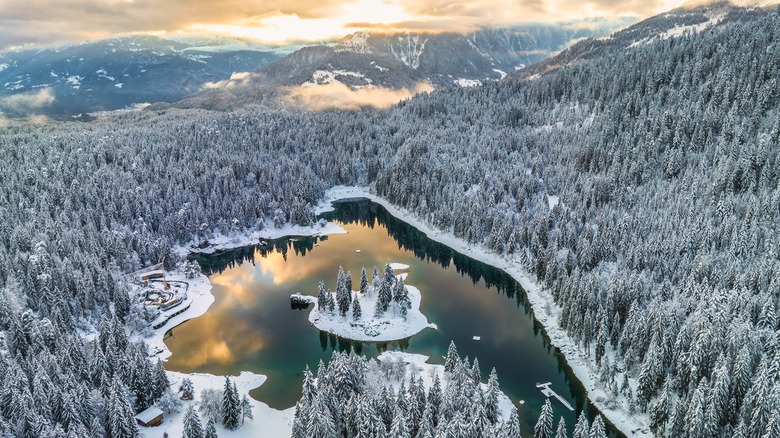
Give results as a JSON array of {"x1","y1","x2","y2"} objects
[{"x1": 134, "y1": 406, "x2": 164, "y2": 427}]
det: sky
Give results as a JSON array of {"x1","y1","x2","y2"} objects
[{"x1": 0, "y1": 0, "x2": 695, "y2": 50}]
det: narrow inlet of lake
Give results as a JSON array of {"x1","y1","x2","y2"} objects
[{"x1": 164, "y1": 199, "x2": 622, "y2": 437}]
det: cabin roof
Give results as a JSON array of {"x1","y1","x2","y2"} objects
[{"x1": 134, "y1": 406, "x2": 163, "y2": 423}]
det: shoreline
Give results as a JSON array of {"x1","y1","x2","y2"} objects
[
  {"x1": 319, "y1": 186, "x2": 650, "y2": 437},
  {"x1": 141, "y1": 185, "x2": 648, "y2": 437}
]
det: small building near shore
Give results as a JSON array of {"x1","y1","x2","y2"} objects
[{"x1": 135, "y1": 406, "x2": 164, "y2": 427}]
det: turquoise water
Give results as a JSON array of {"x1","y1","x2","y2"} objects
[{"x1": 165, "y1": 199, "x2": 621, "y2": 437}]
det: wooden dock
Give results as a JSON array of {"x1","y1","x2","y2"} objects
[{"x1": 536, "y1": 382, "x2": 575, "y2": 411}]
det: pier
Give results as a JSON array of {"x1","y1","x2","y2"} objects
[{"x1": 536, "y1": 382, "x2": 575, "y2": 411}]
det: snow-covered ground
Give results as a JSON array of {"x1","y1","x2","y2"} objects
[
  {"x1": 303, "y1": 275, "x2": 436, "y2": 342},
  {"x1": 140, "y1": 370, "x2": 294, "y2": 438},
  {"x1": 173, "y1": 219, "x2": 347, "y2": 257},
  {"x1": 138, "y1": 217, "x2": 351, "y2": 436},
  {"x1": 319, "y1": 186, "x2": 652, "y2": 437},
  {"x1": 139, "y1": 185, "x2": 648, "y2": 436},
  {"x1": 377, "y1": 351, "x2": 515, "y2": 424}
]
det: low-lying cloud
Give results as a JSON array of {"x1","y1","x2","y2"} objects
[
  {"x1": 0, "y1": 88, "x2": 55, "y2": 115},
  {"x1": 283, "y1": 82, "x2": 433, "y2": 111},
  {"x1": 203, "y1": 72, "x2": 255, "y2": 90}
]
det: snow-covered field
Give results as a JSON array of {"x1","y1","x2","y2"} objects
[
  {"x1": 304, "y1": 276, "x2": 436, "y2": 342},
  {"x1": 320, "y1": 186, "x2": 652, "y2": 437}
]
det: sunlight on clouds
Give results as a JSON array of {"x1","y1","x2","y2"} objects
[{"x1": 188, "y1": 0, "x2": 417, "y2": 43}]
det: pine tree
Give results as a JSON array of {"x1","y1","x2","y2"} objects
[
  {"x1": 241, "y1": 395, "x2": 254, "y2": 424},
  {"x1": 360, "y1": 267, "x2": 369, "y2": 295},
  {"x1": 152, "y1": 358, "x2": 169, "y2": 401},
  {"x1": 503, "y1": 408, "x2": 521, "y2": 437},
  {"x1": 316, "y1": 281, "x2": 330, "y2": 314},
  {"x1": 485, "y1": 367, "x2": 500, "y2": 424},
  {"x1": 390, "y1": 405, "x2": 411, "y2": 438},
  {"x1": 221, "y1": 377, "x2": 241, "y2": 430},
  {"x1": 183, "y1": 405, "x2": 204, "y2": 438},
  {"x1": 555, "y1": 417, "x2": 568, "y2": 438},
  {"x1": 204, "y1": 418, "x2": 218, "y2": 438},
  {"x1": 307, "y1": 395, "x2": 337, "y2": 438},
  {"x1": 589, "y1": 416, "x2": 606, "y2": 438},
  {"x1": 337, "y1": 266, "x2": 351, "y2": 316},
  {"x1": 470, "y1": 358, "x2": 481, "y2": 386},
  {"x1": 444, "y1": 341, "x2": 459, "y2": 373},
  {"x1": 179, "y1": 377, "x2": 195, "y2": 400},
  {"x1": 352, "y1": 295, "x2": 362, "y2": 320},
  {"x1": 106, "y1": 377, "x2": 138, "y2": 438},
  {"x1": 535, "y1": 399, "x2": 554, "y2": 438}
]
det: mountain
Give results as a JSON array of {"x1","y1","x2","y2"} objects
[
  {"x1": 251, "y1": 22, "x2": 632, "y2": 90},
  {"x1": 515, "y1": 1, "x2": 771, "y2": 79},
  {"x1": 0, "y1": 35, "x2": 282, "y2": 116}
]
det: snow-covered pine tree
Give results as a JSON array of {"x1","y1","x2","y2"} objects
[
  {"x1": 204, "y1": 417, "x2": 218, "y2": 438},
  {"x1": 444, "y1": 341, "x2": 459, "y2": 373},
  {"x1": 241, "y1": 395, "x2": 254, "y2": 425},
  {"x1": 221, "y1": 377, "x2": 241, "y2": 430},
  {"x1": 182, "y1": 404, "x2": 204, "y2": 438},
  {"x1": 179, "y1": 377, "x2": 195, "y2": 400},
  {"x1": 555, "y1": 417, "x2": 567, "y2": 438},
  {"x1": 589, "y1": 416, "x2": 607, "y2": 438},
  {"x1": 502, "y1": 408, "x2": 522, "y2": 437},
  {"x1": 316, "y1": 281, "x2": 329, "y2": 314},
  {"x1": 390, "y1": 405, "x2": 411, "y2": 438},
  {"x1": 360, "y1": 267, "x2": 369, "y2": 295},
  {"x1": 485, "y1": 367, "x2": 500, "y2": 424},
  {"x1": 534, "y1": 399, "x2": 553, "y2": 438},
  {"x1": 352, "y1": 295, "x2": 362, "y2": 320},
  {"x1": 337, "y1": 267, "x2": 352, "y2": 316},
  {"x1": 107, "y1": 377, "x2": 138, "y2": 438}
]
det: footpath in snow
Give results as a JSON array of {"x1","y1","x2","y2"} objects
[{"x1": 319, "y1": 186, "x2": 651, "y2": 437}]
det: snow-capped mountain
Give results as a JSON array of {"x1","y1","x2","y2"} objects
[
  {"x1": 0, "y1": 35, "x2": 282, "y2": 115},
  {"x1": 253, "y1": 22, "x2": 632, "y2": 89},
  {"x1": 516, "y1": 1, "x2": 772, "y2": 80}
]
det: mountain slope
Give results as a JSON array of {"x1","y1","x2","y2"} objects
[
  {"x1": 0, "y1": 35, "x2": 282, "y2": 115},
  {"x1": 253, "y1": 23, "x2": 631, "y2": 89},
  {"x1": 515, "y1": 1, "x2": 771, "y2": 79}
]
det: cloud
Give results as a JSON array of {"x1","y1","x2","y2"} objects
[
  {"x1": 283, "y1": 82, "x2": 433, "y2": 111},
  {"x1": 0, "y1": 88, "x2": 55, "y2": 115},
  {"x1": 203, "y1": 71, "x2": 255, "y2": 89},
  {"x1": 0, "y1": 0, "x2": 700, "y2": 49}
]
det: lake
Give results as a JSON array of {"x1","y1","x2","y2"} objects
[{"x1": 164, "y1": 199, "x2": 621, "y2": 437}]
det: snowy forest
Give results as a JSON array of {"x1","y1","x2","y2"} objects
[{"x1": 0, "y1": 7, "x2": 779, "y2": 438}]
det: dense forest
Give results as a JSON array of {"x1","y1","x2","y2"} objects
[{"x1": 0, "y1": 7, "x2": 778, "y2": 437}]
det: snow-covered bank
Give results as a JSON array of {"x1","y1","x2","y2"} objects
[
  {"x1": 140, "y1": 370, "x2": 295, "y2": 438},
  {"x1": 304, "y1": 280, "x2": 436, "y2": 342},
  {"x1": 137, "y1": 216, "x2": 351, "y2": 436},
  {"x1": 319, "y1": 186, "x2": 651, "y2": 437},
  {"x1": 174, "y1": 219, "x2": 347, "y2": 257}
]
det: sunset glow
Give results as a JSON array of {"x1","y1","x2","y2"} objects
[{"x1": 0, "y1": 0, "x2": 701, "y2": 49}]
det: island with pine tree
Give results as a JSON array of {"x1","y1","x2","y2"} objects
[{"x1": 294, "y1": 263, "x2": 436, "y2": 341}]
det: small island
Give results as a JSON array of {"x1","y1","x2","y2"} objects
[{"x1": 295, "y1": 263, "x2": 436, "y2": 341}]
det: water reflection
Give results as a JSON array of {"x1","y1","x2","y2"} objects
[{"x1": 170, "y1": 199, "x2": 622, "y2": 437}]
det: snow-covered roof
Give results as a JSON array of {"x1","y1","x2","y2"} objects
[{"x1": 134, "y1": 407, "x2": 163, "y2": 423}]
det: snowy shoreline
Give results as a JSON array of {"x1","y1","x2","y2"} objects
[
  {"x1": 303, "y1": 276, "x2": 437, "y2": 342},
  {"x1": 140, "y1": 219, "x2": 351, "y2": 437},
  {"x1": 141, "y1": 185, "x2": 646, "y2": 437},
  {"x1": 319, "y1": 186, "x2": 651, "y2": 437}
]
